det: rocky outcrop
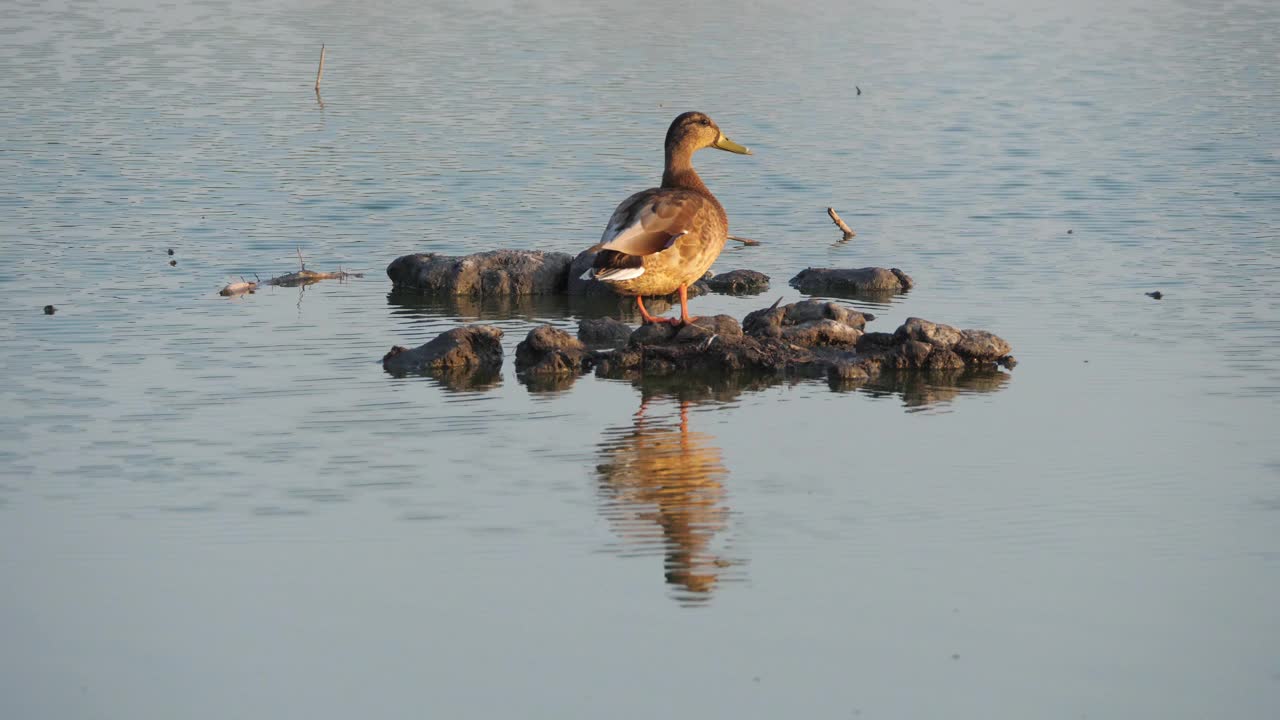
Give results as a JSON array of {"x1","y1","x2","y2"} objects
[
  {"x1": 743, "y1": 299, "x2": 873, "y2": 347},
  {"x1": 382, "y1": 325, "x2": 505, "y2": 377},
  {"x1": 387, "y1": 250, "x2": 572, "y2": 295},
  {"x1": 706, "y1": 269, "x2": 770, "y2": 295},
  {"x1": 589, "y1": 310, "x2": 1014, "y2": 385},
  {"x1": 515, "y1": 325, "x2": 587, "y2": 376},
  {"x1": 789, "y1": 267, "x2": 913, "y2": 297},
  {"x1": 851, "y1": 317, "x2": 1015, "y2": 373},
  {"x1": 587, "y1": 315, "x2": 831, "y2": 379}
]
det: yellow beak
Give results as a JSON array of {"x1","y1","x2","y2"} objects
[{"x1": 712, "y1": 133, "x2": 752, "y2": 155}]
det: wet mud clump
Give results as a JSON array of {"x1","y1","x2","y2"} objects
[
  {"x1": 387, "y1": 250, "x2": 573, "y2": 295},
  {"x1": 382, "y1": 324, "x2": 505, "y2": 379}
]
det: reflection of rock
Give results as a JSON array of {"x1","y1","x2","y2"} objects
[
  {"x1": 382, "y1": 324, "x2": 504, "y2": 377},
  {"x1": 596, "y1": 400, "x2": 731, "y2": 603},
  {"x1": 743, "y1": 299, "x2": 872, "y2": 347},
  {"x1": 387, "y1": 250, "x2": 572, "y2": 295},
  {"x1": 429, "y1": 365, "x2": 504, "y2": 393},
  {"x1": 577, "y1": 317, "x2": 633, "y2": 348},
  {"x1": 515, "y1": 325, "x2": 587, "y2": 376},
  {"x1": 707, "y1": 269, "x2": 770, "y2": 295},
  {"x1": 789, "y1": 267, "x2": 913, "y2": 298},
  {"x1": 844, "y1": 368, "x2": 1011, "y2": 406}
]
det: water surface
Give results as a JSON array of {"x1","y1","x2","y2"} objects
[{"x1": 2, "y1": 0, "x2": 1279, "y2": 718}]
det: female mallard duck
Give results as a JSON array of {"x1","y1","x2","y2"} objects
[{"x1": 583, "y1": 112, "x2": 752, "y2": 325}]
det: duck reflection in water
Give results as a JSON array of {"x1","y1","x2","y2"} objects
[{"x1": 594, "y1": 395, "x2": 734, "y2": 604}]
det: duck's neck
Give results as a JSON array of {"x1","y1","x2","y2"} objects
[{"x1": 662, "y1": 143, "x2": 711, "y2": 195}]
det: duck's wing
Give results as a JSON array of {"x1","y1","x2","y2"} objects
[{"x1": 599, "y1": 189, "x2": 704, "y2": 257}]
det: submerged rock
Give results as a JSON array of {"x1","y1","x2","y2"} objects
[
  {"x1": 387, "y1": 250, "x2": 572, "y2": 295},
  {"x1": 382, "y1": 324, "x2": 505, "y2": 376},
  {"x1": 706, "y1": 269, "x2": 770, "y2": 295},
  {"x1": 743, "y1": 299, "x2": 873, "y2": 347},
  {"x1": 789, "y1": 267, "x2": 913, "y2": 297},
  {"x1": 515, "y1": 325, "x2": 587, "y2": 376},
  {"x1": 856, "y1": 317, "x2": 1013, "y2": 371},
  {"x1": 588, "y1": 315, "x2": 828, "y2": 379},
  {"x1": 590, "y1": 306, "x2": 1013, "y2": 384},
  {"x1": 577, "y1": 317, "x2": 634, "y2": 348}
]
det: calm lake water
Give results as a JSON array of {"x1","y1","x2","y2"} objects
[{"x1": 3, "y1": 0, "x2": 1279, "y2": 717}]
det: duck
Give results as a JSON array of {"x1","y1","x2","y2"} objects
[{"x1": 582, "y1": 112, "x2": 752, "y2": 325}]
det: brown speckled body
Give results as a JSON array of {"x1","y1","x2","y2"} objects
[
  {"x1": 602, "y1": 188, "x2": 728, "y2": 297},
  {"x1": 593, "y1": 112, "x2": 749, "y2": 308}
]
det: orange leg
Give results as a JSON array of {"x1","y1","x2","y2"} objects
[
  {"x1": 636, "y1": 296, "x2": 676, "y2": 325},
  {"x1": 677, "y1": 283, "x2": 699, "y2": 326}
]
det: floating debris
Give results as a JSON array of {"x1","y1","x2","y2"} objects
[
  {"x1": 1146, "y1": 291, "x2": 1163, "y2": 300},
  {"x1": 43, "y1": 305, "x2": 56, "y2": 315},
  {"x1": 219, "y1": 278, "x2": 258, "y2": 297},
  {"x1": 827, "y1": 207, "x2": 855, "y2": 240}
]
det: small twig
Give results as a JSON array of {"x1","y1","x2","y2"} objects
[
  {"x1": 727, "y1": 234, "x2": 761, "y2": 246},
  {"x1": 827, "y1": 207, "x2": 855, "y2": 240},
  {"x1": 296, "y1": 246, "x2": 305, "y2": 271},
  {"x1": 315, "y1": 44, "x2": 326, "y2": 91}
]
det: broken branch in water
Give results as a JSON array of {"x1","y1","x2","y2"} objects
[
  {"x1": 827, "y1": 207, "x2": 855, "y2": 241},
  {"x1": 266, "y1": 268, "x2": 363, "y2": 287},
  {"x1": 315, "y1": 44, "x2": 326, "y2": 91},
  {"x1": 219, "y1": 276, "x2": 259, "y2": 297},
  {"x1": 728, "y1": 234, "x2": 761, "y2": 246}
]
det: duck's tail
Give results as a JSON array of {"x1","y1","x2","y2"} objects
[{"x1": 585, "y1": 250, "x2": 645, "y2": 282}]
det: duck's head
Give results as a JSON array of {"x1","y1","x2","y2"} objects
[{"x1": 665, "y1": 112, "x2": 752, "y2": 156}]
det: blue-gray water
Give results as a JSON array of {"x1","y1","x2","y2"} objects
[{"x1": 3, "y1": 0, "x2": 1279, "y2": 717}]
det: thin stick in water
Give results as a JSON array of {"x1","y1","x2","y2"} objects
[
  {"x1": 296, "y1": 246, "x2": 306, "y2": 271},
  {"x1": 315, "y1": 44, "x2": 326, "y2": 91},
  {"x1": 728, "y1": 234, "x2": 761, "y2": 246},
  {"x1": 827, "y1": 207, "x2": 855, "y2": 240}
]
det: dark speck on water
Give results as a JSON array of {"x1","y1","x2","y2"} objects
[
  {"x1": 168, "y1": 259, "x2": 177, "y2": 266},
  {"x1": 2, "y1": 0, "x2": 1278, "y2": 718},
  {"x1": 42, "y1": 304, "x2": 55, "y2": 315},
  {"x1": 167, "y1": 248, "x2": 174, "y2": 255},
  {"x1": 1146, "y1": 291, "x2": 1163, "y2": 300}
]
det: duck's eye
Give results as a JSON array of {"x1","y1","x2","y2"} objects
[{"x1": 699, "y1": 118, "x2": 710, "y2": 126}]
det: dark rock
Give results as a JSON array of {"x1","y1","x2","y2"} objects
[
  {"x1": 577, "y1": 318, "x2": 633, "y2": 348},
  {"x1": 893, "y1": 317, "x2": 961, "y2": 350},
  {"x1": 827, "y1": 361, "x2": 870, "y2": 384},
  {"x1": 515, "y1": 325, "x2": 587, "y2": 376},
  {"x1": 954, "y1": 329, "x2": 1012, "y2": 361},
  {"x1": 590, "y1": 334, "x2": 830, "y2": 379},
  {"x1": 382, "y1": 324, "x2": 504, "y2": 376},
  {"x1": 789, "y1": 267, "x2": 913, "y2": 297},
  {"x1": 858, "y1": 317, "x2": 1014, "y2": 371},
  {"x1": 43, "y1": 305, "x2": 56, "y2": 315},
  {"x1": 743, "y1": 299, "x2": 871, "y2": 347},
  {"x1": 706, "y1": 269, "x2": 770, "y2": 295},
  {"x1": 626, "y1": 315, "x2": 743, "y2": 348},
  {"x1": 587, "y1": 305, "x2": 1014, "y2": 384},
  {"x1": 387, "y1": 250, "x2": 573, "y2": 296}
]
